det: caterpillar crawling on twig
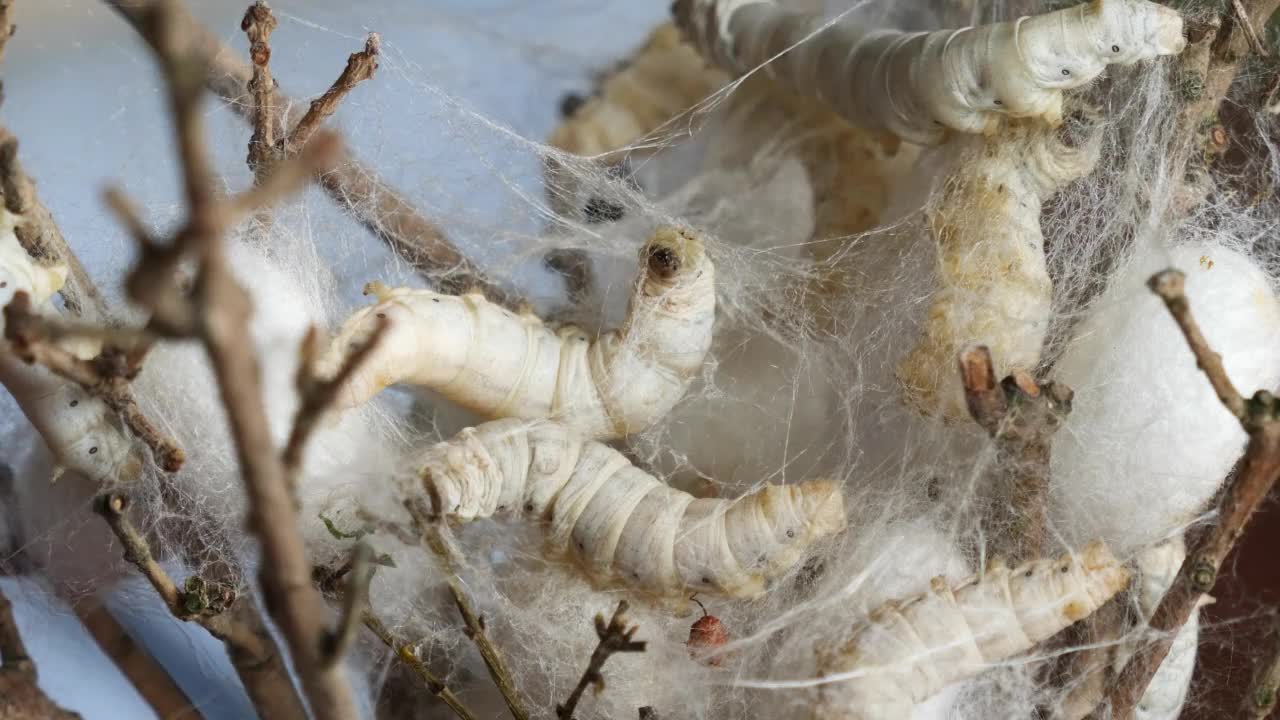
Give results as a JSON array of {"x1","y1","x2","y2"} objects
[
  {"x1": 412, "y1": 418, "x2": 845, "y2": 599},
  {"x1": 896, "y1": 121, "x2": 1100, "y2": 421},
  {"x1": 814, "y1": 541, "x2": 1131, "y2": 719},
  {"x1": 0, "y1": 214, "x2": 139, "y2": 483},
  {"x1": 675, "y1": 0, "x2": 1184, "y2": 144},
  {"x1": 323, "y1": 226, "x2": 714, "y2": 440}
]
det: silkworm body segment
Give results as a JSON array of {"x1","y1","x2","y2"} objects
[
  {"x1": 325, "y1": 227, "x2": 715, "y2": 440},
  {"x1": 676, "y1": 0, "x2": 1185, "y2": 144},
  {"x1": 814, "y1": 541, "x2": 1130, "y2": 719},
  {"x1": 0, "y1": 219, "x2": 139, "y2": 483},
  {"x1": 417, "y1": 418, "x2": 845, "y2": 599},
  {"x1": 897, "y1": 123, "x2": 1100, "y2": 420}
]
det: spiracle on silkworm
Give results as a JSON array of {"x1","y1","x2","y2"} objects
[
  {"x1": 411, "y1": 418, "x2": 845, "y2": 599},
  {"x1": 322, "y1": 226, "x2": 715, "y2": 440},
  {"x1": 675, "y1": 0, "x2": 1185, "y2": 144},
  {"x1": 814, "y1": 540, "x2": 1131, "y2": 719}
]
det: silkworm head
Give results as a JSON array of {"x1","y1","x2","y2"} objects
[
  {"x1": 641, "y1": 226, "x2": 706, "y2": 288},
  {"x1": 1089, "y1": 0, "x2": 1185, "y2": 64},
  {"x1": 1077, "y1": 539, "x2": 1132, "y2": 604}
]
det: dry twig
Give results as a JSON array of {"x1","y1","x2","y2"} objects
[
  {"x1": 3, "y1": 292, "x2": 184, "y2": 471},
  {"x1": 77, "y1": 604, "x2": 195, "y2": 719},
  {"x1": 283, "y1": 316, "x2": 388, "y2": 485},
  {"x1": 1091, "y1": 270, "x2": 1280, "y2": 719},
  {"x1": 556, "y1": 600, "x2": 647, "y2": 720},
  {"x1": 104, "y1": 1, "x2": 362, "y2": 715},
  {"x1": 0, "y1": 583, "x2": 82, "y2": 719},
  {"x1": 95, "y1": 493, "x2": 310, "y2": 719},
  {"x1": 285, "y1": 32, "x2": 381, "y2": 155},
  {"x1": 103, "y1": 0, "x2": 516, "y2": 304},
  {"x1": 959, "y1": 345, "x2": 1073, "y2": 561},
  {"x1": 361, "y1": 611, "x2": 477, "y2": 720},
  {"x1": 241, "y1": 1, "x2": 279, "y2": 181},
  {"x1": 321, "y1": 542, "x2": 373, "y2": 667},
  {"x1": 407, "y1": 498, "x2": 530, "y2": 720}
]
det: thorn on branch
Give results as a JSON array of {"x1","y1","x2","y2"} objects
[{"x1": 556, "y1": 601, "x2": 648, "y2": 720}]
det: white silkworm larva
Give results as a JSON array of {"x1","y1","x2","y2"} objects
[
  {"x1": 323, "y1": 226, "x2": 715, "y2": 440},
  {"x1": 814, "y1": 541, "x2": 1131, "y2": 719},
  {"x1": 896, "y1": 122, "x2": 1100, "y2": 421},
  {"x1": 0, "y1": 217, "x2": 140, "y2": 483},
  {"x1": 545, "y1": 23, "x2": 730, "y2": 218},
  {"x1": 675, "y1": 0, "x2": 1185, "y2": 144},
  {"x1": 413, "y1": 418, "x2": 846, "y2": 599},
  {"x1": 549, "y1": 23, "x2": 728, "y2": 160}
]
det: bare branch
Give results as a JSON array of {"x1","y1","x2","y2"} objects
[
  {"x1": 107, "y1": 1, "x2": 361, "y2": 716},
  {"x1": 959, "y1": 345, "x2": 1073, "y2": 562},
  {"x1": 406, "y1": 498, "x2": 530, "y2": 720},
  {"x1": 1148, "y1": 270, "x2": 1246, "y2": 422},
  {"x1": 286, "y1": 33, "x2": 381, "y2": 154},
  {"x1": 102, "y1": 0, "x2": 517, "y2": 305},
  {"x1": 94, "y1": 494, "x2": 184, "y2": 613},
  {"x1": 0, "y1": 0, "x2": 16, "y2": 64},
  {"x1": 0, "y1": 129, "x2": 106, "y2": 319},
  {"x1": 4, "y1": 292, "x2": 186, "y2": 472},
  {"x1": 362, "y1": 611, "x2": 478, "y2": 720},
  {"x1": 0, "y1": 585, "x2": 81, "y2": 719},
  {"x1": 283, "y1": 314, "x2": 388, "y2": 483},
  {"x1": 241, "y1": 1, "x2": 279, "y2": 180},
  {"x1": 1092, "y1": 270, "x2": 1280, "y2": 719},
  {"x1": 556, "y1": 600, "x2": 647, "y2": 720},
  {"x1": 77, "y1": 604, "x2": 195, "y2": 719},
  {"x1": 321, "y1": 542, "x2": 372, "y2": 667}
]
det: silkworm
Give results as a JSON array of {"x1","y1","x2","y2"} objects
[
  {"x1": 0, "y1": 219, "x2": 140, "y2": 483},
  {"x1": 413, "y1": 418, "x2": 845, "y2": 599},
  {"x1": 814, "y1": 541, "x2": 1131, "y2": 719},
  {"x1": 549, "y1": 23, "x2": 728, "y2": 161},
  {"x1": 895, "y1": 121, "x2": 1100, "y2": 421},
  {"x1": 546, "y1": 23, "x2": 730, "y2": 220},
  {"x1": 322, "y1": 226, "x2": 715, "y2": 440},
  {"x1": 675, "y1": 0, "x2": 1185, "y2": 144}
]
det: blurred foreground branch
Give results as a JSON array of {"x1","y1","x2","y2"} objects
[
  {"x1": 556, "y1": 600, "x2": 647, "y2": 719},
  {"x1": 1091, "y1": 270, "x2": 1280, "y2": 719},
  {"x1": 77, "y1": 604, "x2": 195, "y2": 719},
  {"x1": 99, "y1": 0, "x2": 366, "y2": 716},
  {"x1": 408, "y1": 497, "x2": 530, "y2": 720},
  {"x1": 0, "y1": 584, "x2": 82, "y2": 719}
]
